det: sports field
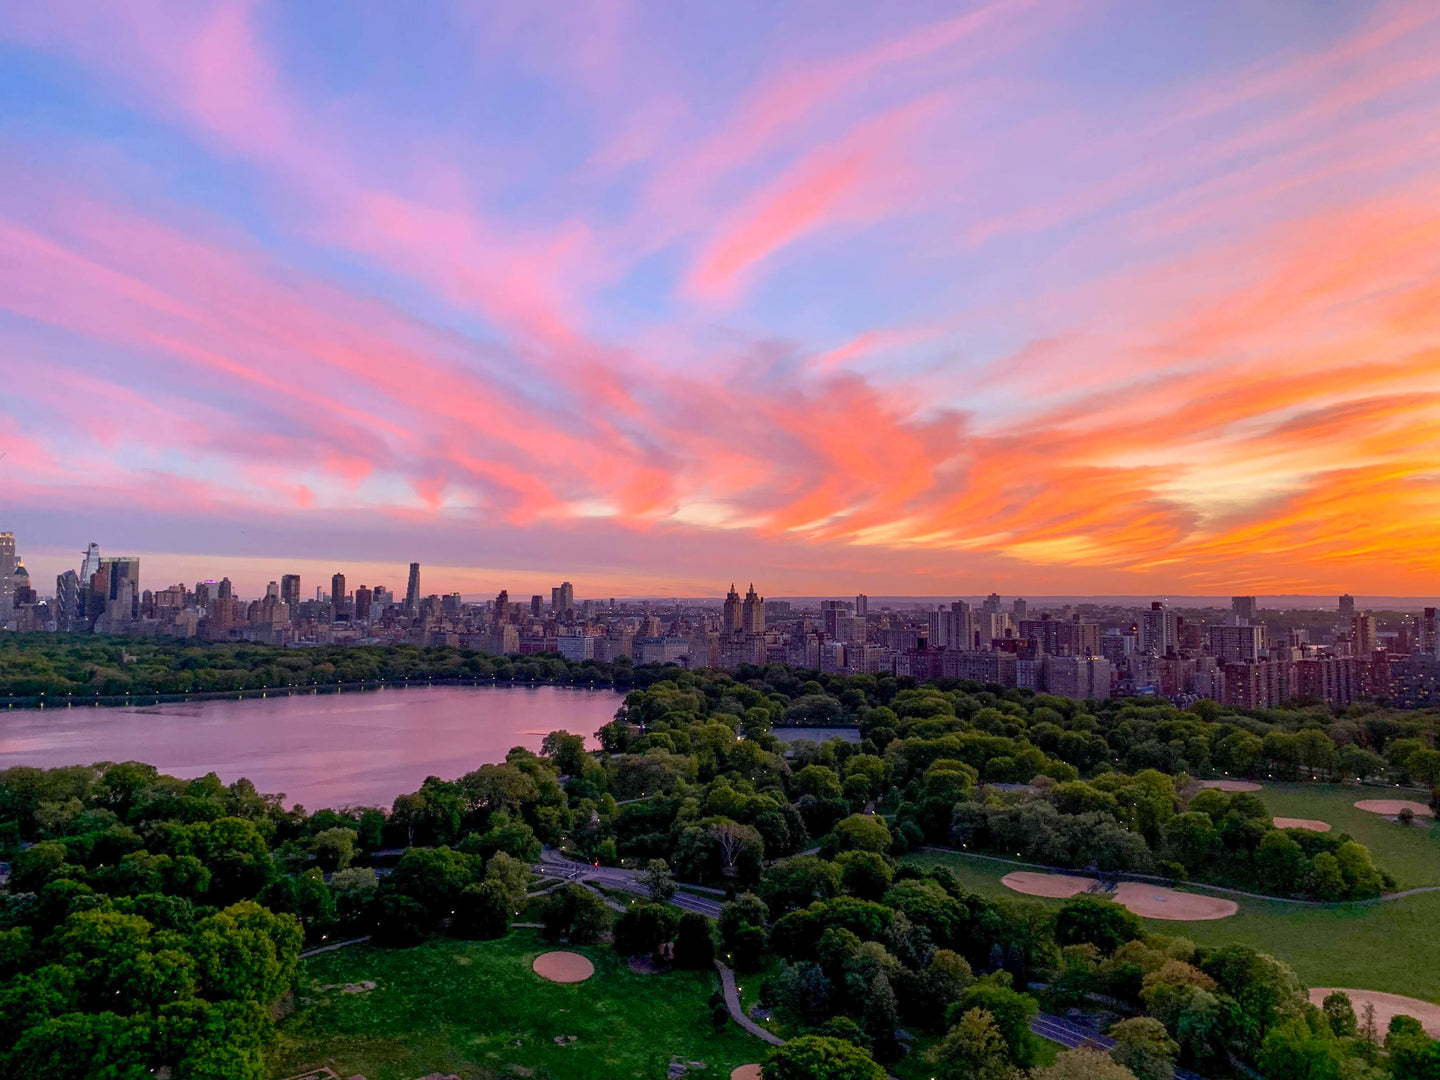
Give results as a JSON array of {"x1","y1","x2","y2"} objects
[
  {"x1": 907, "y1": 848, "x2": 1440, "y2": 1001},
  {"x1": 268, "y1": 930, "x2": 759, "y2": 1080}
]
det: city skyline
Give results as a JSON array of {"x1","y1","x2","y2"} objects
[{"x1": 4, "y1": 4, "x2": 1440, "y2": 594}]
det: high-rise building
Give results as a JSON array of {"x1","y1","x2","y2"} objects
[
  {"x1": 1338, "y1": 594, "x2": 1356, "y2": 626},
  {"x1": 56, "y1": 569, "x2": 82, "y2": 630},
  {"x1": 1012, "y1": 597, "x2": 1028, "y2": 621},
  {"x1": 265, "y1": 581, "x2": 280, "y2": 600},
  {"x1": 741, "y1": 584, "x2": 765, "y2": 635},
  {"x1": 1352, "y1": 613, "x2": 1378, "y2": 655},
  {"x1": 0, "y1": 531, "x2": 14, "y2": 622},
  {"x1": 982, "y1": 592, "x2": 1002, "y2": 615},
  {"x1": 1208, "y1": 623, "x2": 1266, "y2": 664},
  {"x1": 80, "y1": 542, "x2": 101, "y2": 583},
  {"x1": 354, "y1": 585, "x2": 373, "y2": 621},
  {"x1": 1420, "y1": 608, "x2": 1439, "y2": 658},
  {"x1": 493, "y1": 589, "x2": 509, "y2": 623},
  {"x1": 217, "y1": 577, "x2": 233, "y2": 601},
  {"x1": 1139, "y1": 600, "x2": 1178, "y2": 656},
  {"x1": 723, "y1": 584, "x2": 743, "y2": 633},
  {"x1": 280, "y1": 574, "x2": 301, "y2": 607},
  {"x1": 821, "y1": 599, "x2": 847, "y2": 640},
  {"x1": 855, "y1": 594, "x2": 869, "y2": 618},
  {"x1": 405, "y1": 563, "x2": 421, "y2": 615},
  {"x1": 331, "y1": 573, "x2": 347, "y2": 615},
  {"x1": 1231, "y1": 596, "x2": 1258, "y2": 625},
  {"x1": 99, "y1": 556, "x2": 141, "y2": 620},
  {"x1": 531, "y1": 594, "x2": 543, "y2": 618},
  {"x1": 555, "y1": 581, "x2": 574, "y2": 619}
]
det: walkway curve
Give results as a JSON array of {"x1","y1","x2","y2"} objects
[{"x1": 715, "y1": 961, "x2": 785, "y2": 1046}]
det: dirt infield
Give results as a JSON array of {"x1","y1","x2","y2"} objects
[
  {"x1": 1111, "y1": 882, "x2": 1238, "y2": 921},
  {"x1": 1273, "y1": 817, "x2": 1331, "y2": 832},
  {"x1": 1310, "y1": 988, "x2": 1440, "y2": 1038},
  {"x1": 731, "y1": 1067, "x2": 763, "y2": 1080},
  {"x1": 1354, "y1": 799, "x2": 1433, "y2": 817},
  {"x1": 1196, "y1": 779, "x2": 1262, "y2": 792},
  {"x1": 532, "y1": 951, "x2": 595, "y2": 983},
  {"x1": 1002, "y1": 871, "x2": 1099, "y2": 898}
]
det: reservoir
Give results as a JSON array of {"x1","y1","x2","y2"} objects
[{"x1": 0, "y1": 684, "x2": 619, "y2": 810}]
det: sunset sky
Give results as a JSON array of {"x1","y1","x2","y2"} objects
[{"x1": 3, "y1": 1, "x2": 1440, "y2": 599}]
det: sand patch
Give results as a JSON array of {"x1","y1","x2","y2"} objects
[
  {"x1": 1310, "y1": 988, "x2": 1440, "y2": 1038},
  {"x1": 532, "y1": 951, "x2": 595, "y2": 983},
  {"x1": 1196, "y1": 779, "x2": 1262, "y2": 792},
  {"x1": 1112, "y1": 882, "x2": 1237, "y2": 921},
  {"x1": 1002, "y1": 871, "x2": 1098, "y2": 898},
  {"x1": 1354, "y1": 799, "x2": 1433, "y2": 817},
  {"x1": 731, "y1": 1067, "x2": 763, "y2": 1080},
  {"x1": 1273, "y1": 817, "x2": 1331, "y2": 832}
]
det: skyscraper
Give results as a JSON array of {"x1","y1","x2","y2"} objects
[
  {"x1": 1338, "y1": 594, "x2": 1355, "y2": 626},
  {"x1": 405, "y1": 563, "x2": 421, "y2": 616},
  {"x1": 56, "y1": 569, "x2": 81, "y2": 630},
  {"x1": 741, "y1": 584, "x2": 765, "y2": 635},
  {"x1": 855, "y1": 593, "x2": 869, "y2": 618},
  {"x1": 99, "y1": 556, "x2": 140, "y2": 620},
  {"x1": 531, "y1": 594, "x2": 543, "y2": 617},
  {"x1": 723, "y1": 585, "x2": 743, "y2": 633},
  {"x1": 1231, "y1": 596, "x2": 1258, "y2": 625},
  {"x1": 982, "y1": 593, "x2": 1002, "y2": 615},
  {"x1": 1012, "y1": 597, "x2": 1028, "y2": 621},
  {"x1": 79, "y1": 542, "x2": 101, "y2": 582},
  {"x1": 1139, "y1": 600, "x2": 1178, "y2": 656},
  {"x1": 0, "y1": 532, "x2": 14, "y2": 622},
  {"x1": 555, "y1": 581, "x2": 574, "y2": 619},
  {"x1": 354, "y1": 585, "x2": 373, "y2": 621},
  {"x1": 280, "y1": 574, "x2": 301, "y2": 607},
  {"x1": 331, "y1": 572, "x2": 347, "y2": 612}
]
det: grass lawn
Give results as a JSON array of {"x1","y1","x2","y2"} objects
[
  {"x1": 906, "y1": 849, "x2": 1440, "y2": 1001},
  {"x1": 1255, "y1": 782, "x2": 1438, "y2": 888},
  {"x1": 268, "y1": 929, "x2": 765, "y2": 1080}
]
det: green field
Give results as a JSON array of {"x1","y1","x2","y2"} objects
[
  {"x1": 268, "y1": 931, "x2": 763, "y2": 1080},
  {"x1": 907, "y1": 849, "x2": 1440, "y2": 1002},
  {"x1": 1256, "y1": 782, "x2": 1438, "y2": 888}
]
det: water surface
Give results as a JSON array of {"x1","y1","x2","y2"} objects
[{"x1": 0, "y1": 685, "x2": 618, "y2": 809}]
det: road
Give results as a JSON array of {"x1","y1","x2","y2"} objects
[
  {"x1": 1033, "y1": 1013, "x2": 1203, "y2": 1080},
  {"x1": 533, "y1": 849, "x2": 724, "y2": 917}
]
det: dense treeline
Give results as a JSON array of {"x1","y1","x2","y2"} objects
[{"x1": 6, "y1": 653, "x2": 1440, "y2": 1077}]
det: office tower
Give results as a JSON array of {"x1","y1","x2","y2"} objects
[
  {"x1": 982, "y1": 592, "x2": 1002, "y2": 615},
  {"x1": 821, "y1": 599, "x2": 846, "y2": 640},
  {"x1": 372, "y1": 586, "x2": 393, "y2": 610},
  {"x1": 56, "y1": 569, "x2": 82, "y2": 630},
  {"x1": 531, "y1": 594, "x2": 543, "y2": 617},
  {"x1": 79, "y1": 542, "x2": 102, "y2": 582},
  {"x1": 265, "y1": 581, "x2": 279, "y2": 599},
  {"x1": 723, "y1": 584, "x2": 743, "y2": 632},
  {"x1": 555, "y1": 581, "x2": 574, "y2": 619},
  {"x1": 331, "y1": 573, "x2": 347, "y2": 614},
  {"x1": 742, "y1": 583, "x2": 765, "y2": 635},
  {"x1": 493, "y1": 589, "x2": 509, "y2": 623},
  {"x1": 99, "y1": 556, "x2": 141, "y2": 620},
  {"x1": 1139, "y1": 600, "x2": 1178, "y2": 656},
  {"x1": 354, "y1": 585, "x2": 373, "y2": 621},
  {"x1": 855, "y1": 593, "x2": 869, "y2": 618},
  {"x1": 217, "y1": 577, "x2": 233, "y2": 600},
  {"x1": 1231, "y1": 595, "x2": 1258, "y2": 625},
  {"x1": 0, "y1": 532, "x2": 13, "y2": 621},
  {"x1": 404, "y1": 563, "x2": 421, "y2": 615},
  {"x1": 1338, "y1": 594, "x2": 1355, "y2": 625},
  {"x1": 280, "y1": 574, "x2": 301, "y2": 607},
  {"x1": 1012, "y1": 597, "x2": 1028, "y2": 621},
  {"x1": 194, "y1": 581, "x2": 212, "y2": 611}
]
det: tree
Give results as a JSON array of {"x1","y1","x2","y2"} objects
[
  {"x1": 454, "y1": 881, "x2": 510, "y2": 939},
  {"x1": 928, "y1": 1007, "x2": 1019, "y2": 1080},
  {"x1": 644, "y1": 858, "x2": 677, "y2": 902},
  {"x1": 760, "y1": 855, "x2": 842, "y2": 915},
  {"x1": 828, "y1": 814, "x2": 891, "y2": 855},
  {"x1": 1108, "y1": 1017, "x2": 1178, "y2": 1080},
  {"x1": 613, "y1": 902, "x2": 678, "y2": 957},
  {"x1": 948, "y1": 982, "x2": 1039, "y2": 1067},
  {"x1": 386, "y1": 847, "x2": 478, "y2": 922},
  {"x1": 1034, "y1": 1047, "x2": 1139, "y2": 1080},
  {"x1": 861, "y1": 972, "x2": 901, "y2": 1061},
  {"x1": 371, "y1": 893, "x2": 428, "y2": 946},
  {"x1": 1320, "y1": 991, "x2": 1357, "y2": 1038},
  {"x1": 1257, "y1": 1018, "x2": 1344, "y2": 1080},
  {"x1": 835, "y1": 850, "x2": 893, "y2": 901},
  {"x1": 189, "y1": 901, "x2": 302, "y2": 1004},
  {"x1": 309, "y1": 827, "x2": 357, "y2": 872},
  {"x1": 762, "y1": 1034, "x2": 887, "y2": 1080},
  {"x1": 1056, "y1": 896, "x2": 1142, "y2": 955},
  {"x1": 483, "y1": 852, "x2": 531, "y2": 914},
  {"x1": 673, "y1": 911, "x2": 715, "y2": 969},
  {"x1": 540, "y1": 883, "x2": 611, "y2": 944},
  {"x1": 540, "y1": 730, "x2": 589, "y2": 777}
]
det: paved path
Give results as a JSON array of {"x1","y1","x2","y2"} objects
[
  {"x1": 533, "y1": 849, "x2": 723, "y2": 916},
  {"x1": 715, "y1": 961, "x2": 786, "y2": 1046},
  {"x1": 1033, "y1": 1013, "x2": 1203, "y2": 1080},
  {"x1": 298, "y1": 936, "x2": 371, "y2": 959}
]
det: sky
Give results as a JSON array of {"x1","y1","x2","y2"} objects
[{"x1": 2, "y1": 1, "x2": 1440, "y2": 600}]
